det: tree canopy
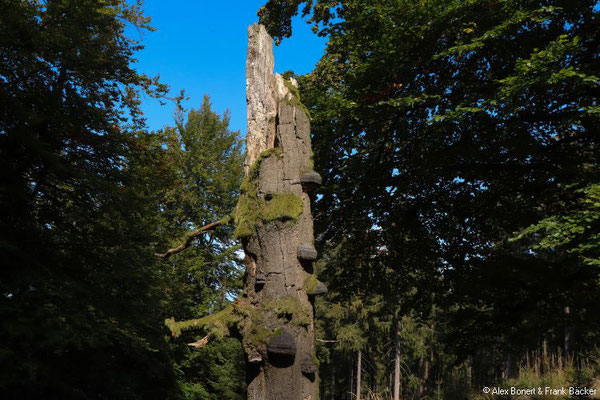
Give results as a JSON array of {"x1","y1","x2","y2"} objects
[
  {"x1": 0, "y1": 1, "x2": 246, "y2": 398},
  {"x1": 260, "y1": 0, "x2": 600, "y2": 397},
  {"x1": 2, "y1": 0, "x2": 600, "y2": 398}
]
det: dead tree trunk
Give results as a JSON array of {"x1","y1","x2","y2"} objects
[{"x1": 241, "y1": 24, "x2": 323, "y2": 400}]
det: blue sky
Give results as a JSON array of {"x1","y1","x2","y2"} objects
[{"x1": 133, "y1": 1, "x2": 327, "y2": 135}]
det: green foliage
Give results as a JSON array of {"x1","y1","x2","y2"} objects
[
  {"x1": 155, "y1": 98, "x2": 245, "y2": 397},
  {"x1": 234, "y1": 148, "x2": 303, "y2": 238},
  {"x1": 311, "y1": 352, "x2": 320, "y2": 368},
  {"x1": 176, "y1": 338, "x2": 245, "y2": 400},
  {"x1": 162, "y1": 95, "x2": 244, "y2": 235},
  {"x1": 258, "y1": 0, "x2": 337, "y2": 44},
  {"x1": 260, "y1": 0, "x2": 600, "y2": 398},
  {"x1": 283, "y1": 77, "x2": 311, "y2": 117},
  {"x1": 304, "y1": 274, "x2": 320, "y2": 293},
  {"x1": 335, "y1": 324, "x2": 366, "y2": 352},
  {"x1": 0, "y1": 0, "x2": 181, "y2": 398},
  {"x1": 462, "y1": 355, "x2": 600, "y2": 400},
  {"x1": 512, "y1": 184, "x2": 600, "y2": 268},
  {"x1": 0, "y1": 1, "x2": 245, "y2": 395},
  {"x1": 157, "y1": 95, "x2": 244, "y2": 318},
  {"x1": 318, "y1": 293, "x2": 388, "y2": 352},
  {"x1": 398, "y1": 314, "x2": 433, "y2": 361}
]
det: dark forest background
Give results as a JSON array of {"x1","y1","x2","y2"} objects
[{"x1": 1, "y1": 0, "x2": 599, "y2": 399}]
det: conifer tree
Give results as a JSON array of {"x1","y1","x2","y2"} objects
[{"x1": 161, "y1": 25, "x2": 324, "y2": 400}]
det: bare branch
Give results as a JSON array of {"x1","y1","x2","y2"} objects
[
  {"x1": 187, "y1": 335, "x2": 211, "y2": 349},
  {"x1": 155, "y1": 218, "x2": 229, "y2": 259},
  {"x1": 317, "y1": 338, "x2": 338, "y2": 343}
]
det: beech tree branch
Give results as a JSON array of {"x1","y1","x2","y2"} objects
[{"x1": 155, "y1": 219, "x2": 226, "y2": 259}]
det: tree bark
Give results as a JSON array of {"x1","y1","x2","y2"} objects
[
  {"x1": 349, "y1": 358, "x2": 354, "y2": 400},
  {"x1": 356, "y1": 350, "x2": 362, "y2": 400},
  {"x1": 243, "y1": 24, "x2": 320, "y2": 400}
]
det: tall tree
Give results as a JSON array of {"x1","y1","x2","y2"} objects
[
  {"x1": 258, "y1": 0, "x2": 600, "y2": 394},
  {"x1": 156, "y1": 96, "x2": 246, "y2": 400},
  {"x1": 0, "y1": 0, "x2": 180, "y2": 398}
]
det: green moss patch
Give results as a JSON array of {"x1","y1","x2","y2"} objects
[
  {"x1": 239, "y1": 295, "x2": 310, "y2": 354},
  {"x1": 283, "y1": 78, "x2": 311, "y2": 118},
  {"x1": 264, "y1": 295, "x2": 311, "y2": 328},
  {"x1": 311, "y1": 352, "x2": 320, "y2": 368},
  {"x1": 304, "y1": 275, "x2": 319, "y2": 293},
  {"x1": 244, "y1": 326, "x2": 281, "y2": 349},
  {"x1": 165, "y1": 304, "x2": 241, "y2": 339},
  {"x1": 166, "y1": 295, "x2": 311, "y2": 355},
  {"x1": 234, "y1": 148, "x2": 303, "y2": 239},
  {"x1": 261, "y1": 193, "x2": 303, "y2": 222},
  {"x1": 237, "y1": 301, "x2": 281, "y2": 352}
]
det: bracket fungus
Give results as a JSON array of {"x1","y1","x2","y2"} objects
[
  {"x1": 300, "y1": 171, "x2": 322, "y2": 192},
  {"x1": 297, "y1": 243, "x2": 318, "y2": 261},
  {"x1": 267, "y1": 329, "x2": 297, "y2": 357},
  {"x1": 308, "y1": 282, "x2": 328, "y2": 296},
  {"x1": 305, "y1": 275, "x2": 328, "y2": 297}
]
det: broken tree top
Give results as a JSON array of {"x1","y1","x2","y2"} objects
[
  {"x1": 246, "y1": 24, "x2": 276, "y2": 172},
  {"x1": 245, "y1": 24, "x2": 314, "y2": 173}
]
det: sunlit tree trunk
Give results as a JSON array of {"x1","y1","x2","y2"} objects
[
  {"x1": 356, "y1": 350, "x2": 362, "y2": 400},
  {"x1": 349, "y1": 358, "x2": 354, "y2": 400},
  {"x1": 243, "y1": 24, "x2": 322, "y2": 400},
  {"x1": 393, "y1": 324, "x2": 401, "y2": 400}
]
